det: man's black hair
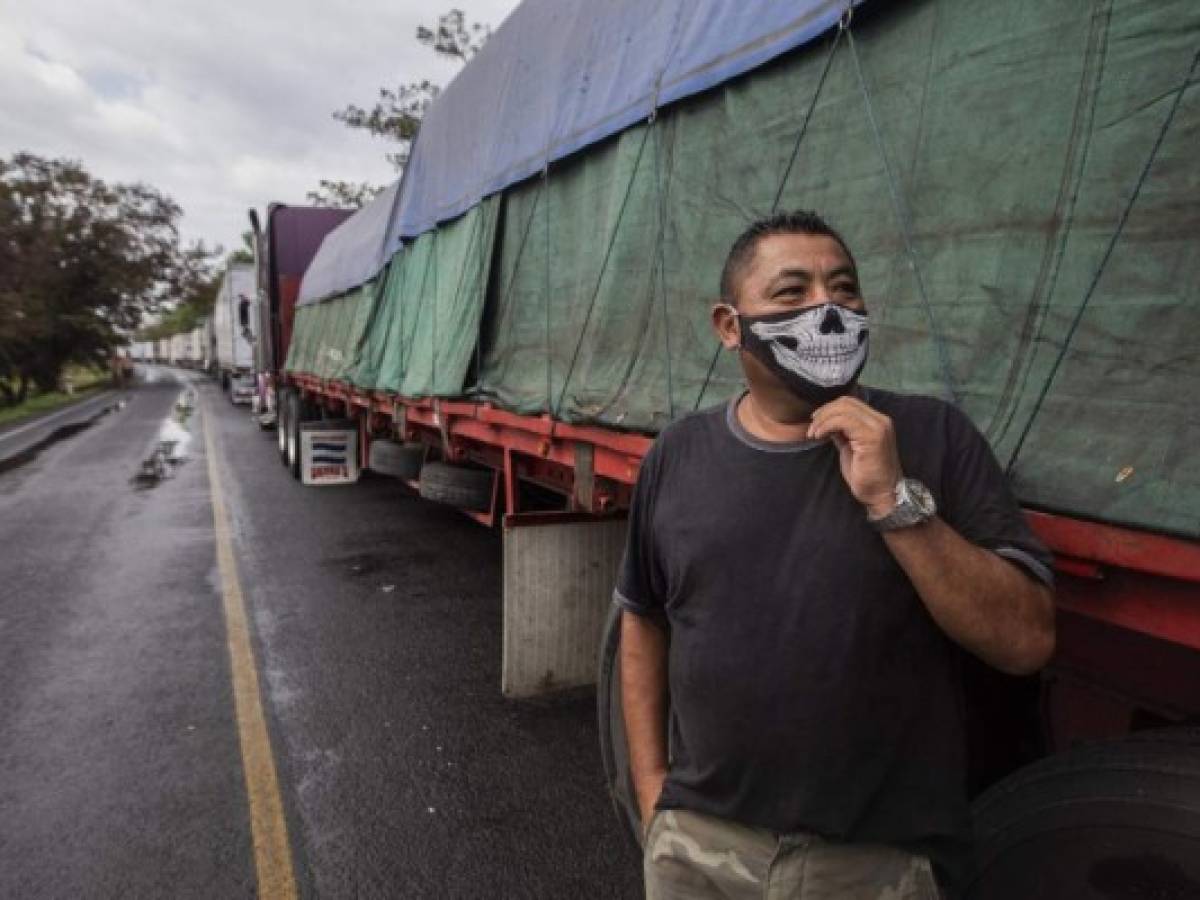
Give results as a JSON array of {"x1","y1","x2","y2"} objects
[{"x1": 719, "y1": 210, "x2": 857, "y2": 305}]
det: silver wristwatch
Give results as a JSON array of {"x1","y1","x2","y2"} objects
[{"x1": 868, "y1": 477, "x2": 937, "y2": 531}]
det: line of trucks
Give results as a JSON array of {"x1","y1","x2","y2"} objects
[
  {"x1": 131, "y1": 263, "x2": 259, "y2": 403},
  {"x1": 228, "y1": 0, "x2": 1198, "y2": 895}
]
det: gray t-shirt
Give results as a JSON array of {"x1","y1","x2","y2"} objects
[{"x1": 615, "y1": 387, "x2": 1053, "y2": 885}]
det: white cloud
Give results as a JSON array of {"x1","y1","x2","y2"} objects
[{"x1": 0, "y1": 0, "x2": 519, "y2": 256}]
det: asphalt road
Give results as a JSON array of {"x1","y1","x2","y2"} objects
[
  {"x1": 0, "y1": 388, "x2": 119, "y2": 470},
  {"x1": 0, "y1": 367, "x2": 642, "y2": 899}
]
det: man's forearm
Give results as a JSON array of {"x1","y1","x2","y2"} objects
[
  {"x1": 883, "y1": 517, "x2": 1056, "y2": 675},
  {"x1": 620, "y1": 610, "x2": 669, "y2": 826}
]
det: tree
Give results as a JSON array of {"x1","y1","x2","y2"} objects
[
  {"x1": 229, "y1": 229, "x2": 255, "y2": 265},
  {"x1": 0, "y1": 151, "x2": 217, "y2": 404},
  {"x1": 305, "y1": 180, "x2": 383, "y2": 210},
  {"x1": 416, "y1": 9, "x2": 490, "y2": 65},
  {"x1": 312, "y1": 8, "x2": 490, "y2": 208}
]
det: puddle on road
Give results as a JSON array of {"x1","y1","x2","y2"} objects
[{"x1": 131, "y1": 388, "x2": 195, "y2": 490}]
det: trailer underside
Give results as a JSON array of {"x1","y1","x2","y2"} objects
[{"x1": 291, "y1": 372, "x2": 1200, "y2": 689}]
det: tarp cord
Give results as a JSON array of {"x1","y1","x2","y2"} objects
[
  {"x1": 692, "y1": 24, "x2": 846, "y2": 412},
  {"x1": 1005, "y1": 44, "x2": 1200, "y2": 473},
  {"x1": 847, "y1": 27, "x2": 959, "y2": 406},
  {"x1": 487, "y1": 176, "x2": 547, "y2": 399},
  {"x1": 652, "y1": 121, "x2": 677, "y2": 419},
  {"x1": 405, "y1": 232, "x2": 439, "y2": 387},
  {"x1": 430, "y1": 229, "x2": 440, "y2": 393},
  {"x1": 543, "y1": 166, "x2": 553, "y2": 411},
  {"x1": 553, "y1": 124, "x2": 654, "y2": 417},
  {"x1": 987, "y1": 0, "x2": 1113, "y2": 448},
  {"x1": 444, "y1": 210, "x2": 481, "y2": 396}
]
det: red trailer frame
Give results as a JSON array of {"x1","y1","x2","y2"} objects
[{"x1": 291, "y1": 373, "x2": 1200, "y2": 734}]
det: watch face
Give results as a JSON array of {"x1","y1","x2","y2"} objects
[{"x1": 906, "y1": 479, "x2": 937, "y2": 516}]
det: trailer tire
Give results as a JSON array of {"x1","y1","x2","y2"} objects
[
  {"x1": 597, "y1": 602, "x2": 649, "y2": 854},
  {"x1": 287, "y1": 391, "x2": 302, "y2": 480},
  {"x1": 417, "y1": 462, "x2": 494, "y2": 511},
  {"x1": 368, "y1": 439, "x2": 425, "y2": 480},
  {"x1": 277, "y1": 389, "x2": 291, "y2": 464},
  {"x1": 967, "y1": 727, "x2": 1200, "y2": 899}
]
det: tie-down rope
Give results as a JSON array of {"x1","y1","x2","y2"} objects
[
  {"x1": 1005, "y1": 44, "x2": 1200, "y2": 473},
  {"x1": 692, "y1": 19, "x2": 848, "y2": 411}
]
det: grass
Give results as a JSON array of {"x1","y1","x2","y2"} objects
[{"x1": 0, "y1": 367, "x2": 113, "y2": 428}]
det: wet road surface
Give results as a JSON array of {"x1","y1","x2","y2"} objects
[
  {"x1": 0, "y1": 368, "x2": 642, "y2": 899},
  {"x1": 0, "y1": 389, "x2": 119, "y2": 471}
]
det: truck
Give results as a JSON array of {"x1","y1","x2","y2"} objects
[
  {"x1": 211, "y1": 262, "x2": 258, "y2": 403},
  {"x1": 252, "y1": 0, "x2": 1200, "y2": 895},
  {"x1": 247, "y1": 204, "x2": 353, "y2": 424}
]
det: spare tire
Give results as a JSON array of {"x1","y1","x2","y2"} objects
[
  {"x1": 967, "y1": 728, "x2": 1200, "y2": 899},
  {"x1": 417, "y1": 461, "x2": 494, "y2": 511},
  {"x1": 368, "y1": 439, "x2": 426, "y2": 480}
]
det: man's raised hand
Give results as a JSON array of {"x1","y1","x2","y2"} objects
[{"x1": 807, "y1": 396, "x2": 903, "y2": 519}]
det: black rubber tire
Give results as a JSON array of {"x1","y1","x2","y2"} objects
[
  {"x1": 277, "y1": 389, "x2": 290, "y2": 464},
  {"x1": 368, "y1": 439, "x2": 426, "y2": 480},
  {"x1": 597, "y1": 602, "x2": 648, "y2": 854},
  {"x1": 417, "y1": 461, "x2": 494, "y2": 511},
  {"x1": 287, "y1": 391, "x2": 302, "y2": 480},
  {"x1": 967, "y1": 727, "x2": 1200, "y2": 899}
]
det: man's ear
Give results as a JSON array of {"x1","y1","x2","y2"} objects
[{"x1": 711, "y1": 301, "x2": 741, "y2": 351}]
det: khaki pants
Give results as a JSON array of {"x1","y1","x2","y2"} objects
[{"x1": 644, "y1": 809, "x2": 941, "y2": 900}]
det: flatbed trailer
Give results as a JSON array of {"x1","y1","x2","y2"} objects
[{"x1": 288, "y1": 370, "x2": 1200, "y2": 732}]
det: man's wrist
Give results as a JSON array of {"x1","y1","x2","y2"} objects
[
  {"x1": 868, "y1": 477, "x2": 938, "y2": 530},
  {"x1": 864, "y1": 495, "x2": 897, "y2": 519}
]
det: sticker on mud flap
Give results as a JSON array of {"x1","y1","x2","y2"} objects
[{"x1": 301, "y1": 426, "x2": 360, "y2": 486}]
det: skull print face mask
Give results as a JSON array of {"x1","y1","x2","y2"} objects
[{"x1": 737, "y1": 302, "x2": 869, "y2": 406}]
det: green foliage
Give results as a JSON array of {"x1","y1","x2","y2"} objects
[
  {"x1": 416, "y1": 9, "x2": 490, "y2": 65},
  {"x1": 228, "y1": 229, "x2": 255, "y2": 265},
  {"x1": 0, "y1": 151, "x2": 217, "y2": 405},
  {"x1": 305, "y1": 180, "x2": 384, "y2": 210},
  {"x1": 136, "y1": 274, "x2": 220, "y2": 343},
  {"x1": 0, "y1": 365, "x2": 110, "y2": 427},
  {"x1": 314, "y1": 8, "x2": 491, "y2": 207}
]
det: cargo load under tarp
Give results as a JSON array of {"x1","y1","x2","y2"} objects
[
  {"x1": 287, "y1": 0, "x2": 1200, "y2": 540},
  {"x1": 297, "y1": 183, "x2": 398, "y2": 307}
]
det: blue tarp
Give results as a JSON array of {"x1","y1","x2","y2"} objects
[
  {"x1": 297, "y1": 0, "x2": 856, "y2": 305},
  {"x1": 297, "y1": 181, "x2": 398, "y2": 306}
]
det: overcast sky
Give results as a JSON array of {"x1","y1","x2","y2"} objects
[{"x1": 1, "y1": 0, "x2": 520, "y2": 257}]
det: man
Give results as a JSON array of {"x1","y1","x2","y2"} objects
[{"x1": 616, "y1": 211, "x2": 1056, "y2": 899}]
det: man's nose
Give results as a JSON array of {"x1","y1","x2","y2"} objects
[{"x1": 818, "y1": 304, "x2": 845, "y2": 334}]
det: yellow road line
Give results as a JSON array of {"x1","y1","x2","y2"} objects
[{"x1": 204, "y1": 404, "x2": 299, "y2": 900}]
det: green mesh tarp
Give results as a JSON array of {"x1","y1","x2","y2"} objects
[
  {"x1": 285, "y1": 279, "x2": 378, "y2": 382},
  {"x1": 474, "y1": 0, "x2": 1199, "y2": 537},
  {"x1": 284, "y1": 0, "x2": 1197, "y2": 538},
  {"x1": 352, "y1": 198, "x2": 500, "y2": 396}
]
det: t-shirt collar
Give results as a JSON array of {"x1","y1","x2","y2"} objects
[{"x1": 725, "y1": 390, "x2": 827, "y2": 454}]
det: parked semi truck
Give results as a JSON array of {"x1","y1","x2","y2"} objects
[
  {"x1": 212, "y1": 262, "x2": 258, "y2": 403},
  {"x1": 252, "y1": 0, "x2": 1200, "y2": 894},
  {"x1": 166, "y1": 323, "x2": 207, "y2": 369},
  {"x1": 247, "y1": 204, "x2": 353, "y2": 424}
]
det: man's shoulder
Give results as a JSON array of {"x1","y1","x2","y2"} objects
[
  {"x1": 648, "y1": 401, "x2": 726, "y2": 453},
  {"x1": 862, "y1": 385, "x2": 951, "y2": 418}
]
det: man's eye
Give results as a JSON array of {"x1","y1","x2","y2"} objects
[{"x1": 833, "y1": 282, "x2": 860, "y2": 296}]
